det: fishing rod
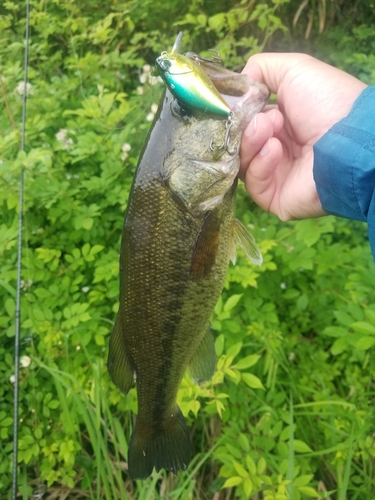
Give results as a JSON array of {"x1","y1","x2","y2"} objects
[{"x1": 12, "y1": 0, "x2": 31, "y2": 498}]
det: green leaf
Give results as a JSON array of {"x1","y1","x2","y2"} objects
[
  {"x1": 294, "y1": 440, "x2": 313, "y2": 453},
  {"x1": 236, "y1": 354, "x2": 260, "y2": 370},
  {"x1": 223, "y1": 476, "x2": 243, "y2": 488},
  {"x1": 298, "y1": 486, "x2": 321, "y2": 497},
  {"x1": 226, "y1": 342, "x2": 243, "y2": 358},
  {"x1": 242, "y1": 373, "x2": 264, "y2": 389},
  {"x1": 4, "y1": 297, "x2": 15, "y2": 317},
  {"x1": 223, "y1": 294, "x2": 243, "y2": 312},
  {"x1": 365, "y1": 309, "x2": 375, "y2": 322},
  {"x1": 331, "y1": 337, "x2": 349, "y2": 355},
  {"x1": 351, "y1": 321, "x2": 375, "y2": 335},
  {"x1": 48, "y1": 400, "x2": 60, "y2": 409},
  {"x1": 257, "y1": 456, "x2": 267, "y2": 474},
  {"x1": 238, "y1": 433, "x2": 250, "y2": 453},
  {"x1": 243, "y1": 478, "x2": 253, "y2": 496},
  {"x1": 245, "y1": 455, "x2": 256, "y2": 475},
  {"x1": 215, "y1": 334, "x2": 225, "y2": 356},
  {"x1": 293, "y1": 474, "x2": 314, "y2": 487},
  {"x1": 322, "y1": 326, "x2": 348, "y2": 338},
  {"x1": 0, "y1": 417, "x2": 13, "y2": 427},
  {"x1": 233, "y1": 460, "x2": 248, "y2": 478},
  {"x1": 355, "y1": 336, "x2": 375, "y2": 350}
]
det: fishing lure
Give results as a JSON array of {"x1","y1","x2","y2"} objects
[{"x1": 155, "y1": 33, "x2": 230, "y2": 118}]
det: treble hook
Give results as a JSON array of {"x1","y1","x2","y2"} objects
[
  {"x1": 209, "y1": 112, "x2": 238, "y2": 156},
  {"x1": 185, "y1": 50, "x2": 223, "y2": 67}
]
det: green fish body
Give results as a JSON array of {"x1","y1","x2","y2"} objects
[{"x1": 108, "y1": 62, "x2": 269, "y2": 479}]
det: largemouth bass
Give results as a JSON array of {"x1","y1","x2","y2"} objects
[{"x1": 108, "y1": 43, "x2": 269, "y2": 479}]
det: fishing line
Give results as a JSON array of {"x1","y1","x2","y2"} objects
[{"x1": 12, "y1": 0, "x2": 31, "y2": 498}]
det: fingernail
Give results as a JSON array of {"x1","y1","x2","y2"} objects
[
  {"x1": 259, "y1": 138, "x2": 270, "y2": 156},
  {"x1": 244, "y1": 115, "x2": 257, "y2": 138}
]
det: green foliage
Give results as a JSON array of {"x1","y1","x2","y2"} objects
[{"x1": 1, "y1": 0, "x2": 375, "y2": 499}]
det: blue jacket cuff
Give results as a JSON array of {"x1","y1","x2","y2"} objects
[{"x1": 313, "y1": 86, "x2": 375, "y2": 256}]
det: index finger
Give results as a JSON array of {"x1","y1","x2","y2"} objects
[{"x1": 241, "y1": 52, "x2": 314, "y2": 95}]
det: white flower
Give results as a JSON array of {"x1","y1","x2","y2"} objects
[
  {"x1": 151, "y1": 103, "x2": 158, "y2": 114},
  {"x1": 20, "y1": 279, "x2": 33, "y2": 290},
  {"x1": 10, "y1": 374, "x2": 15, "y2": 383},
  {"x1": 81, "y1": 286, "x2": 90, "y2": 293},
  {"x1": 76, "y1": 345, "x2": 81, "y2": 351},
  {"x1": 55, "y1": 129, "x2": 74, "y2": 150},
  {"x1": 15, "y1": 82, "x2": 33, "y2": 96},
  {"x1": 56, "y1": 129, "x2": 68, "y2": 142},
  {"x1": 146, "y1": 112, "x2": 155, "y2": 122},
  {"x1": 136, "y1": 86, "x2": 144, "y2": 95},
  {"x1": 150, "y1": 76, "x2": 162, "y2": 86},
  {"x1": 143, "y1": 64, "x2": 151, "y2": 73},
  {"x1": 20, "y1": 355, "x2": 31, "y2": 368},
  {"x1": 121, "y1": 143, "x2": 131, "y2": 153},
  {"x1": 121, "y1": 152, "x2": 128, "y2": 162},
  {"x1": 280, "y1": 282, "x2": 286, "y2": 290},
  {"x1": 139, "y1": 73, "x2": 147, "y2": 84}
]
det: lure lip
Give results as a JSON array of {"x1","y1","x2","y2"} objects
[{"x1": 171, "y1": 31, "x2": 183, "y2": 54}]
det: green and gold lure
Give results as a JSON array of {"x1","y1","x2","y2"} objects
[{"x1": 155, "y1": 32, "x2": 231, "y2": 118}]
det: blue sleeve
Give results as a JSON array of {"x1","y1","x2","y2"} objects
[{"x1": 313, "y1": 86, "x2": 375, "y2": 259}]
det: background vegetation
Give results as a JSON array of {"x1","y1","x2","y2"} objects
[{"x1": 1, "y1": 0, "x2": 375, "y2": 498}]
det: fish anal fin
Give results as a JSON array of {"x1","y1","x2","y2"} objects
[
  {"x1": 107, "y1": 313, "x2": 134, "y2": 394},
  {"x1": 188, "y1": 326, "x2": 216, "y2": 385},
  {"x1": 128, "y1": 406, "x2": 190, "y2": 479},
  {"x1": 190, "y1": 211, "x2": 221, "y2": 281},
  {"x1": 232, "y1": 218, "x2": 263, "y2": 266}
]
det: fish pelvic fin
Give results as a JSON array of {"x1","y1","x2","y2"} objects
[
  {"x1": 231, "y1": 218, "x2": 263, "y2": 266},
  {"x1": 188, "y1": 326, "x2": 216, "y2": 385},
  {"x1": 107, "y1": 313, "x2": 134, "y2": 394},
  {"x1": 128, "y1": 406, "x2": 190, "y2": 479}
]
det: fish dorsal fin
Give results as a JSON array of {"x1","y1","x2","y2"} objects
[
  {"x1": 231, "y1": 218, "x2": 262, "y2": 266},
  {"x1": 190, "y1": 211, "x2": 221, "y2": 281},
  {"x1": 107, "y1": 314, "x2": 134, "y2": 394},
  {"x1": 188, "y1": 326, "x2": 216, "y2": 385}
]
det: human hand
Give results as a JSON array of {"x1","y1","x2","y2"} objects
[{"x1": 239, "y1": 53, "x2": 367, "y2": 220}]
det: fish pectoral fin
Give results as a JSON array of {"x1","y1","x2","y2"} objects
[
  {"x1": 128, "y1": 406, "x2": 190, "y2": 479},
  {"x1": 107, "y1": 314, "x2": 134, "y2": 394},
  {"x1": 190, "y1": 211, "x2": 221, "y2": 281},
  {"x1": 231, "y1": 218, "x2": 263, "y2": 266},
  {"x1": 188, "y1": 326, "x2": 216, "y2": 385}
]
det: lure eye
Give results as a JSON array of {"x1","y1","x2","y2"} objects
[{"x1": 158, "y1": 59, "x2": 172, "y2": 72}]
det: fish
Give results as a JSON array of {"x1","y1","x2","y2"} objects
[{"x1": 107, "y1": 36, "x2": 269, "y2": 480}]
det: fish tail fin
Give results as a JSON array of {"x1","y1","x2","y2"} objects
[{"x1": 128, "y1": 406, "x2": 190, "y2": 479}]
